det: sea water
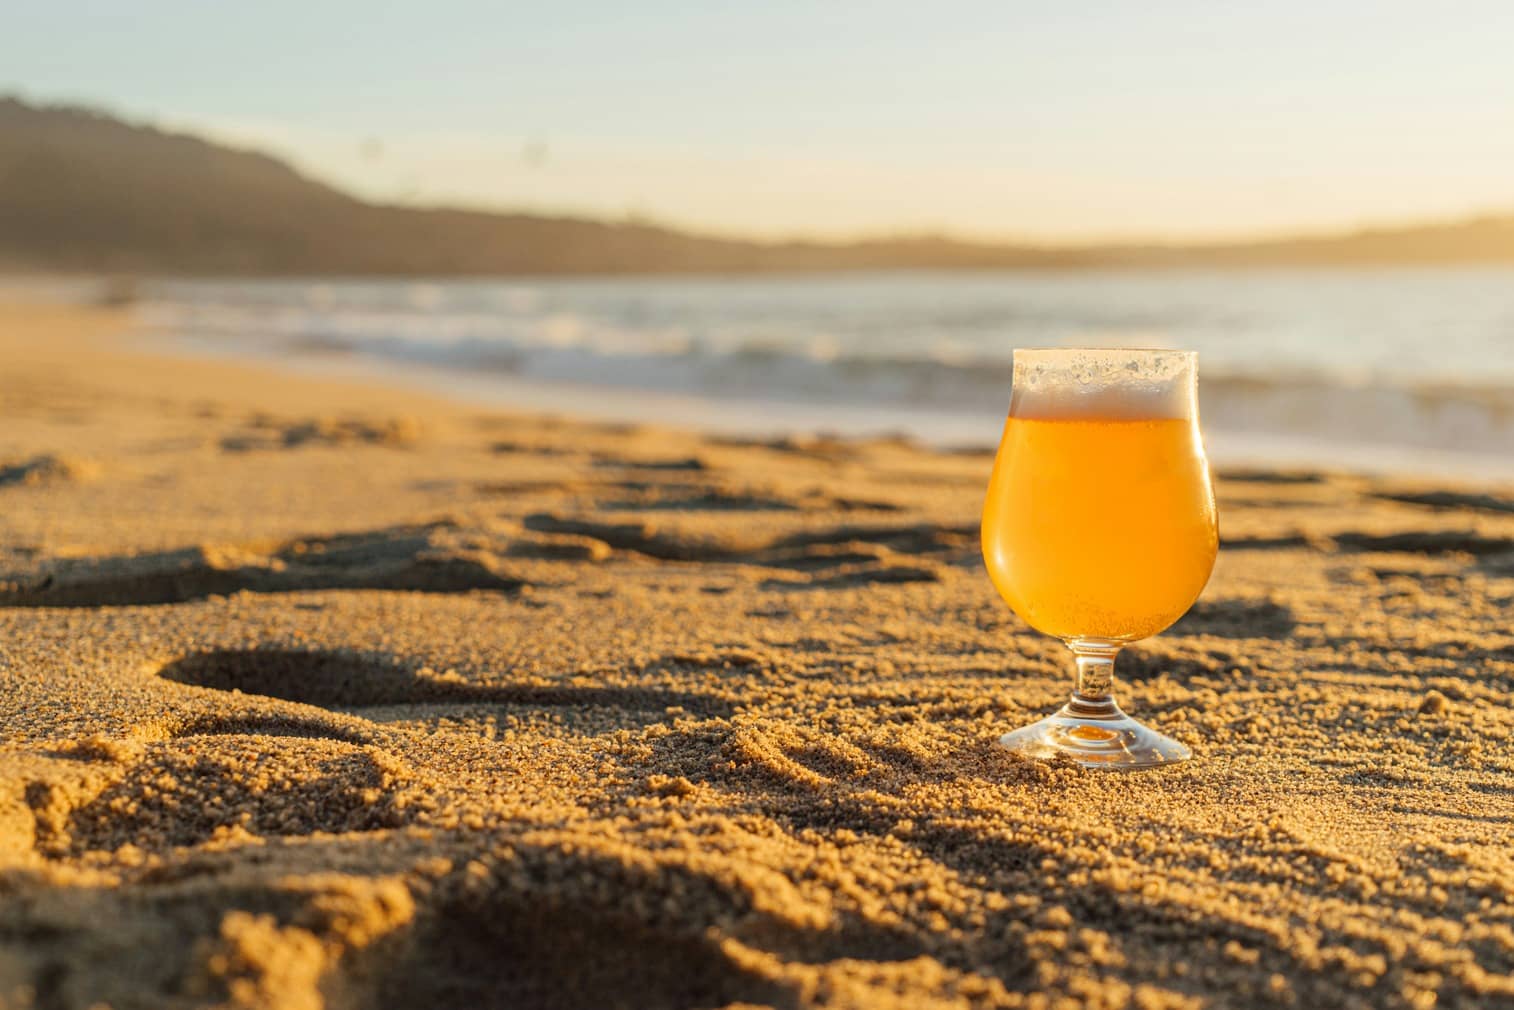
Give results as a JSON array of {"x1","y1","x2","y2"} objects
[{"x1": 125, "y1": 267, "x2": 1514, "y2": 476}]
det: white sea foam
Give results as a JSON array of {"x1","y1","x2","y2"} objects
[{"x1": 1008, "y1": 349, "x2": 1196, "y2": 421}]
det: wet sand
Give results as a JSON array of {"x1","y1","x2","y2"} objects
[{"x1": 0, "y1": 302, "x2": 1510, "y2": 1009}]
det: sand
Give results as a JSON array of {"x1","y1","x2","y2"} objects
[{"x1": 0, "y1": 302, "x2": 1510, "y2": 1010}]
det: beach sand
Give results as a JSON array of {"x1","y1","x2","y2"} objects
[{"x1": 0, "y1": 302, "x2": 1510, "y2": 1010}]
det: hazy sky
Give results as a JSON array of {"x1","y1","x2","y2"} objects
[{"x1": 7, "y1": 1, "x2": 1514, "y2": 241}]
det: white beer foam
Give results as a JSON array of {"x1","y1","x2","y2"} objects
[{"x1": 1009, "y1": 349, "x2": 1196, "y2": 420}]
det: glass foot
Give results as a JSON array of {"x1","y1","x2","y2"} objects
[{"x1": 998, "y1": 696, "x2": 1190, "y2": 769}]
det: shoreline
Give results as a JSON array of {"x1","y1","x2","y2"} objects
[
  {"x1": 1, "y1": 299, "x2": 1511, "y2": 1009},
  {"x1": 134, "y1": 320, "x2": 1514, "y2": 485}
]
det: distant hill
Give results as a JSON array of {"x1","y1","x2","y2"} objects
[{"x1": 3, "y1": 96, "x2": 1513, "y2": 275}]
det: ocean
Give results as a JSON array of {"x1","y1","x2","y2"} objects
[{"x1": 122, "y1": 268, "x2": 1514, "y2": 476}]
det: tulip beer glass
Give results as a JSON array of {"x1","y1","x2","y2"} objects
[{"x1": 981, "y1": 349, "x2": 1217, "y2": 768}]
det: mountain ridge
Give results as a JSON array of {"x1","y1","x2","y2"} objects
[{"x1": 3, "y1": 96, "x2": 1513, "y2": 275}]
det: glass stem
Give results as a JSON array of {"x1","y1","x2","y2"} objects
[{"x1": 1066, "y1": 638, "x2": 1122, "y2": 717}]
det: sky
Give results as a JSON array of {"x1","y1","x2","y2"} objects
[{"x1": 6, "y1": 1, "x2": 1514, "y2": 242}]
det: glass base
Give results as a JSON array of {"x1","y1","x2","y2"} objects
[{"x1": 998, "y1": 694, "x2": 1190, "y2": 769}]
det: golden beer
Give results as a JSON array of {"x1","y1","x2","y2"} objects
[
  {"x1": 981, "y1": 348, "x2": 1217, "y2": 768},
  {"x1": 982, "y1": 415, "x2": 1217, "y2": 640}
]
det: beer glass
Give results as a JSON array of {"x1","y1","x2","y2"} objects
[{"x1": 981, "y1": 349, "x2": 1217, "y2": 768}]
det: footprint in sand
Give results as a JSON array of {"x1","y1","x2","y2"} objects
[
  {"x1": 523, "y1": 513, "x2": 970, "y2": 589},
  {"x1": 1171, "y1": 598, "x2": 1297, "y2": 639},
  {"x1": 28, "y1": 650, "x2": 740, "y2": 859},
  {"x1": 157, "y1": 648, "x2": 736, "y2": 733},
  {"x1": 1370, "y1": 489, "x2": 1514, "y2": 515},
  {"x1": 375, "y1": 843, "x2": 804, "y2": 1010},
  {"x1": 1330, "y1": 529, "x2": 1514, "y2": 556},
  {"x1": 219, "y1": 414, "x2": 421, "y2": 451},
  {"x1": 42, "y1": 735, "x2": 424, "y2": 855},
  {"x1": 0, "y1": 453, "x2": 102, "y2": 486},
  {"x1": 0, "y1": 522, "x2": 528, "y2": 607}
]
